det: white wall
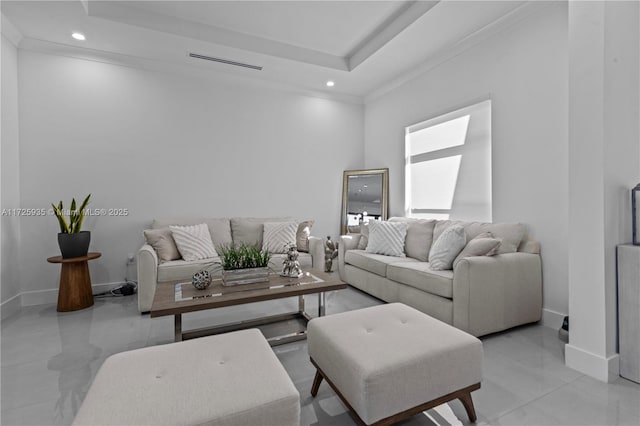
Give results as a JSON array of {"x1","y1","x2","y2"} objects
[
  {"x1": 364, "y1": 3, "x2": 569, "y2": 317},
  {"x1": 1, "y1": 34, "x2": 21, "y2": 306},
  {"x1": 17, "y1": 50, "x2": 364, "y2": 295},
  {"x1": 566, "y1": 0, "x2": 639, "y2": 381}
]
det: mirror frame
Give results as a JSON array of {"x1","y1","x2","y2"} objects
[{"x1": 341, "y1": 168, "x2": 389, "y2": 235}]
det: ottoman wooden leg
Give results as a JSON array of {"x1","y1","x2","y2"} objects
[
  {"x1": 310, "y1": 369, "x2": 324, "y2": 397},
  {"x1": 458, "y1": 389, "x2": 478, "y2": 422}
]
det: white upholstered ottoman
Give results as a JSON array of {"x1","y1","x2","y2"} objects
[
  {"x1": 73, "y1": 329, "x2": 300, "y2": 426},
  {"x1": 307, "y1": 303, "x2": 483, "y2": 425}
]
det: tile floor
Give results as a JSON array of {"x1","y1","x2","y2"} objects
[{"x1": 1, "y1": 286, "x2": 639, "y2": 426}]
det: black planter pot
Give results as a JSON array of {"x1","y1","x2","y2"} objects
[{"x1": 58, "y1": 231, "x2": 91, "y2": 259}]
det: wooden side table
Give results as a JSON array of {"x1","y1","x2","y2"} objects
[{"x1": 47, "y1": 252, "x2": 101, "y2": 312}]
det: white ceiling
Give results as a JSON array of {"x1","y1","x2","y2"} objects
[{"x1": 1, "y1": 0, "x2": 539, "y2": 101}]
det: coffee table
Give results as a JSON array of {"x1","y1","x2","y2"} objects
[{"x1": 150, "y1": 270, "x2": 347, "y2": 345}]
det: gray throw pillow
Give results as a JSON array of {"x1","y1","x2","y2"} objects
[
  {"x1": 453, "y1": 232, "x2": 501, "y2": 269},
  {"x1": 389, "y1": 217, "x2": 435, "y2": 261},
  {"x1": 296, "y1": 220, "x2": 314, "y2": 252},
  {"x1": 429, "y1": 225, "x2": 466, "y2": 270},
  {"x1": 143, "y1": 228, "x2": 181, "y2": 263},
  {"x1": 357, "y1": 223, "x2": 369, "y2": 250}
]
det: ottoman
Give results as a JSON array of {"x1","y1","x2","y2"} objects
[
  {"x1": 73, "y1": 329, "x2": 300, "y2": 426},
  {"x1": 307, "y1": 303, "x2": 483, "y2": 425}
]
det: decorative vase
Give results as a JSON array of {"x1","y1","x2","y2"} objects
[
  {"x1": 191, "y1": 270, "x2": 212, "y2": 290},
  {"x1": 222, "y1": 267, "x2": 270, "y2": 286},
  {"x1": 58, "y1": 231, "x2": 91, "y2": 259}
]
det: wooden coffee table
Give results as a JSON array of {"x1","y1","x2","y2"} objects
[{"x1": 150, "y1": 270, "x2": 347, "y2": 345}]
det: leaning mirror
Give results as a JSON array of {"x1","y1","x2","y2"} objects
[{"x1": 341, "y1": 168, "x2": 389, "y2": 235}]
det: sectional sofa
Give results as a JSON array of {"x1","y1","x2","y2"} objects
[
  {"x1": 137, "y1": 217, "x2": 323, "y2": 313},
  {"x1": 338, "y1": 218, "x2": 543, "y2": 337}
]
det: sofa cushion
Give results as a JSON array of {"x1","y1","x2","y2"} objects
[
  {"x1": 468, "y1": 222, "x2": 526, "y2": 254},
  {"x1": 263, "y1": 222, "x2": 298, "y2": 254},
  {"x1": 231, "y1": 217, "x2": 293, "y2": 247},
  {"x1": 143, "y1": 228, "x2": 181, "y2": 263},
  {"x1": 389, "y1": 217, "x2": 436, "y2": 261},
  {"x1": 387, "y1": 262, "x2": 454, "y2": 298},
  {"x1": 297, "y1": 220, "x2": 314, "y2": 252},
  {"x1": 345, "y1": 250, "x2": 417, "y2": 277},
  {"x1": 169, "y1": 224, "x2": 218, "y2": 261},
  {"x1": 366, "y1": 220, "x2": 408, "y2": 257},
  {"x1": 434, "y1": 221, "x2": 527, "y2": 255},
  {"x1": 152, "y1": 218, "x2": 232, "y2": 252},
  {"x1": 157, "y1": 257, "x2": 221, "y2": 282},
  {"x1": 429, "y1": 225, "x2": 466, "y2": 270}
]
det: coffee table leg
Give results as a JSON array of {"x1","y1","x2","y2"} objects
[
  {"x1": 174, "y1": 314, "x2": 182, "y2": 342},
  {"x1": 318, "y1": 292, "x2": 326, "y2": 317},
  {"x1": 298, "y1": 295, "x2": 305, "y2": 313}
]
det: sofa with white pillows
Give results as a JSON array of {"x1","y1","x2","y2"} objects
[
  {"x1": 137, "y1": 217, "x2": 323, "y2": 313},
  {"x1": 338, "y1": 217, "x2": 542, "y2": 337}
]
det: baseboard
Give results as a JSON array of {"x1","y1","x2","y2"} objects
[
  {"x1": 1, "y1": 293, "x2": 22, "y2": 320},
  {"x1": 20, "y1": 282, "x2": 126, "y2": 307},
  {"x1": 541, "y1": 308, "x2": 566, "y2": 330},
  {"x1": 565, "y1": 343, "x2": 620, "y2": 382}
]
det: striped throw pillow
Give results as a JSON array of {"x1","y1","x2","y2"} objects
[
  {"x1": 365, "y1": 220, "x2": 407, "y2": 257},
  {"x1": 263, "y1": 222, "x2": 298, "y2": 254},
  {"x1": 429, "y1": 224, "x2": 466, "y2": 270},
  {"x1": 169, "y1": 223, "x2": 218, "y2": 261}
]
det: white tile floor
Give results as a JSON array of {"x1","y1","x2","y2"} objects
[{"x1": 1, "y1": 286, "x2": 639, "y2": 425}]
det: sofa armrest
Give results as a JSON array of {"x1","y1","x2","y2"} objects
[
  {"x1": 338, "y1": 234, "x2": 361, "y2": 280},
  {"x1": 308, "y1": 236, "x2": 324, "y2": 271},
  {"x1": 453, "y1": 252, "x2": 542, "y2": 336},
  {"x1": 137, "y1": 244, "x2": 158, "y2": 313}
]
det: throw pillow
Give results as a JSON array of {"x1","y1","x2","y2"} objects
[
  {"x1": 169, "y1": 223, "x2": 218, "y2": 262},
  {"x1": 365, "y1": 220, "x2": 408, "y2": 257},
  {"x1": 357, "y1": 223, "x2": 369, "y2": 250},
  {"x1": 429, "y1": 224, "x2": 466, "y2": 270},
  {"x1": 143, "y1": 228, "x2": 181, "y2": 263},
  {"x1": 389, "y1": 217, "x2": 435, "y2": 262},
  {"x1": 296, "y1": 220, "x2": 314, "y2": 253},
  {"x1": 453, "y1": 232, "x2": 501, "y2": 269},
  {"x1": 263, "y1": 222, "x2": 298, "y2": 254}
]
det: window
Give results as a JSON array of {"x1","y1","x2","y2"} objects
[{"x1": 405, "y1": 100, "x2": 492, "y2": 221}]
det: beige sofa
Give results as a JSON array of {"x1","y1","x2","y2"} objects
[
  {"x1": 338, "y1": 218, "x2": 542, "y2": 337},
  {"x1": 137, "y1": 217, "x2": 324, "y2": 313}
]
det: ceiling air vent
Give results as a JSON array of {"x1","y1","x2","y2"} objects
[{"x1": 188, "y1": 53, "x2": 263, "y2": 71}]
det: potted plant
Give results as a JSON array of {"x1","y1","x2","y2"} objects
[
  {"x1": 218, "y1": 244, "x2": 272, "y2": 286},
  {"x1": 51, "y1": 194, "x2": 91, "y2": 259}
]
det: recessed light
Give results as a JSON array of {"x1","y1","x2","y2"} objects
[
  {"x1": 326, "y1": 80, "x2": 335, "y2": 87},
  {"x1": 72, "y1": 32, "x2": 86, "y2": 41}
]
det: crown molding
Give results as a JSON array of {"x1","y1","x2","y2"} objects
[{"x1": 1, "y1": 14, "x2": 23, "y2": 47}]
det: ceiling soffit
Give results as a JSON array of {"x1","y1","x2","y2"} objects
[{"x1": 84, "y1": 0, "x2": 438, "y2": 72}]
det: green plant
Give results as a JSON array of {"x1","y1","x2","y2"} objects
[
  {"x1": 218, "y1": 244, "x2": 271, "y2": 270},
  {"x1": 51, "y1": 194, "x2": 91, "y2": 234}
]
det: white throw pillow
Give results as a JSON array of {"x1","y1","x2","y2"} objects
[
  {"x1": 429, "y1": 224, "x2": 466, "y2": 270},
  {"x1": 365, "y1": 220, "x2": 408, "y2": 257},
  {"x1": 263, "y1": 222, "x2": 298, "y2": 254},
  {"x1": 169, "y1": 223, "x2": 218, "y2": 261}
]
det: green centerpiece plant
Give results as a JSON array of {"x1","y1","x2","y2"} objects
[
  {"x1": 218, "y1": 244, "x2": 272, "y2": 286},
  {"x1": 219, "y1": 244, "x2": 271, "y2": 270}
]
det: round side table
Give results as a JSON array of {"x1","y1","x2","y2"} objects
[{"x1": 47, "y1": 252, "x2": 101, "y2": 312}]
